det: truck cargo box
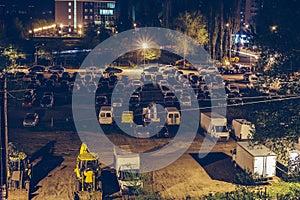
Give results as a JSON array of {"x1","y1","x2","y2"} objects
[{"x1": 233, "y1": 142, "x2": 276, "y2": 179}]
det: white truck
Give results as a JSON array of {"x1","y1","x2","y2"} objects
[
  {"x1": 114, "y1": 145, "x2": 143, "y2": 194},
  {"x1": 232, "y1": 142, "x2": 277, "y2": 180},
  {"x1": 231, "y1": 119, "x2": 255, "y2": 140},
  {"x1": 200, "y1": 112, "x2": 229, "y2": 141}
]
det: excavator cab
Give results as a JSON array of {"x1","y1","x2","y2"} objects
[
  {"x1": 74, "y1": 143, "x2": 101, "y2": 192},
  {"x1": 7, "y1": 143, "x2": 31, "y2": 190}
]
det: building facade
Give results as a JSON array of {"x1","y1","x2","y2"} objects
[
  {"x1": 55, "y1": 0, "x2": 116, "y2": 30},
  {"x1": 240, "y1": 0, "x2": 261, "y2": 27}
]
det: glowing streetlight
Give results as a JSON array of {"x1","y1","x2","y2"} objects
[
  {"x1": 142, "y1": 42, "x2": 148, "y2": 67},
  {"x1": 271, "y1": 25, "x2": 277, "y2": 32}
]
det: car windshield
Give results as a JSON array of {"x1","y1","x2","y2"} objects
[
  {"x1": 215, "y1": 126, "x2": 228, "y2": 132},
  {"x1": 120, "y1": 170, "x2": 140, "y2": 181},
  {"x1": 42, "y1": 96, "x2": 51, "y2": 103},
  {"x1": 26, "y1": 114, "x2": 34, "y2": 120}
]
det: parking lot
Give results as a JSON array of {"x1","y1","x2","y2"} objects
[{"x1": 4, "y1": 63, "x2": 300, "y2": 199}]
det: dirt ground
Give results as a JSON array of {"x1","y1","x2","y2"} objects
[{"x1": 8, "y1": 127, "x2": 238, "y2": 200}]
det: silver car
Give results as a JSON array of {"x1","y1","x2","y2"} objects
[{"x1": 23, "y1": 113, "x2": 39, "y2": 127}]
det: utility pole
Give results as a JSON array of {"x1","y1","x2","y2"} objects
[{"x1": 0, "y1": 77, "x2": 8, "y2": 200}]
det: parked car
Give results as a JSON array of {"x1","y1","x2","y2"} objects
[
  {"x1": 23, "y1": 113, "x2": 39, "y2": 127},
  {"x1": 48, "y1": 65, "x2": 65, "y2": 74},
  {"x1": 226, "y1": 84, "x2": 240, "y2": 93},
  {"x1": 40, "y1": 93, "x2": 54, "y2": 108},
  {"x1": 95, "y1": 95, "x2": 108, "y2": 107},
  {"x1": 104, "y1": 67, "x2": 123, "y2": 74},
  {"x1": 112, "y1": 97, "x2": 123, "y2": 108},
  {"x1": 28, "y1": 65, "x2": 45, "y2": 73},
  {"x1": 156, "y1": 125, "x2": 170, "y2": 138}
]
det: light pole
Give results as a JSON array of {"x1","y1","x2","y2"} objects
[
  {"x1": 226, "y1": 23, "x2": 232, "y2": 62},
  {"x1": 142, "y1": 42, "x2": 148, "y2": 68}
]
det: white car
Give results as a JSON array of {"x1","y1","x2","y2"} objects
[
  {"x1": 112, "y1": 98, "x2": 123, "y2": 107},
  {"x1": 180, "y1": 96, "x2": 192, "y2": 106},
  {"x1": 23, "y1": 113, "x2": 39, "y2": 127}
]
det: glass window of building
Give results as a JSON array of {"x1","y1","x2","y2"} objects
[
  {"x1": 68, "y1": 8, "x2": 71, "y2": 13},
  {"x1": 90, "y1": 16, "x2": 93, "y2": 19},
  {"x1": 90, "y1": 9, "x2": 93, "y2": 13},
  {"x1": 68, "y1": 2, "x2": 72, "y2": 6},
  {"x1": 107, "y1": 3, "x2": 115, "y2": 9},
  {"x1": 84, "y1": 9, "x2": 88, "y2": 12},
  {"x1": 84, "y1": 15, "x2": 88, "y2": 19},
  {"x1": 99, "y1": 9, "x2": 113, "y2": 15},
  {"x1": 68, "y1": 15, "x2": 72, "y2": 19}
]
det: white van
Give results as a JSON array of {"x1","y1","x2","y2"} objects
[
  {"x1": 99, "y1": 106, "x2": 114, "y2": 125},
  {"x1": 165, "y1": 107, "x2": 180, "y2": 125}
]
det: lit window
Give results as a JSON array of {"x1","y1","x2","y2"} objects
[
  {"x1": 90, "y1": 16, "x2": 93, "y2": 19},
  {"x1": 68, "y1": 15, "x2": 72, "y2": 19},
  {"x1": 107, "y1": 3, "x2": 115, "y2": 9},
  {"x1": 84, "y1": 9, "x2": 88, "y2": 12},
  {"x1": 84, "y1": 15, "x2": 88, "y2": 19},
  {"x1": 68, "y1": 2, "x2": 72, "y2": 6},
  {"x1": 68, "y1": 8, "x2": 71, "y2": 13},
  {"x1": 90, "y1": 9, "x2": 93, "y2": 13},
  {"x1": 99, "y1": 9, "x2": 113, "y2": 15}
]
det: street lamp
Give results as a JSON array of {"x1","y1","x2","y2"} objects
[
  {"x1": 270, "y1": 25, "x2": 278, "y2": 33},
  {"x1": 142, "y1": 42, "x2": 148, "y2": 68},
  {"x1": 225, "y1": 23, "x2": 233, "y2": 62}
]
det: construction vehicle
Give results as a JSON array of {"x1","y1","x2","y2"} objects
[
  {"x1": 74, "y1": 143, "x2": 102, "y2": 193},
  {"x1": 114, "y1": 145, "x2": 143, "y2": 194},
  {"x1": 7, "y1": 142, "x2": 31, "y2": 200}
]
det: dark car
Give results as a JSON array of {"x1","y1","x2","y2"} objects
[
  {"x1": 40, "y1": 94, "x2": 54, "y2": 108},
  {"x1": 95, "y1": 95, "x2": 108, "y2": 107},
  {"x1": 28, "y1": 65, "x2": 45, "y2": 73},
  {"x1": 104, "y1": 67, "x2": 123, "y2": 74},
  {"x1": 48, "y1": 65, "x2": 65, "y2": 74},
  {"x1": 156, "y1": 125, "x2": 170, "y2": 138}
]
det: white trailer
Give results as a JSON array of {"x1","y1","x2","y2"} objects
[
  {"x1": 232, "y1": 142, "x2": 277, "y2": 179},
  {"x1": 165, "y1": 107, "x2": 180, "y2": 125},
  {"x1": 200, "y1": 112, "x2": 229, "y2": 141},
  {"x1": 114, "y1": 145, "x2": 143, "y2": 193},
  {"x1": 231, "y1": 119, "x2": 255, "y2": 140}
]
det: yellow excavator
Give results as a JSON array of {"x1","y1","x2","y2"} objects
[
  {"x1": 74, "y1": 143, "x2": 101, "y2": 193},
  {"x1": 7, "y1": 142, "x2": 31, "y2": 200}
]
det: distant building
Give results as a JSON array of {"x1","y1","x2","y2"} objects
[
  {"x1": 240, "y1": 0, "x2": 262, "y2": 27},
  {"x1": 55, "y1": 0, "x2": 116, "y2": 31}
]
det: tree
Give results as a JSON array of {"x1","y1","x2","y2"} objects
[
  {"x1": 174, "y1": 11, "x2": 208, "y2": 47},
  {"x1": 255, "y1": 0, "x2": 300, "y2": 74},
  {"x1": 141, "y1": 48, "x2": 161, "y2": 63}
]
